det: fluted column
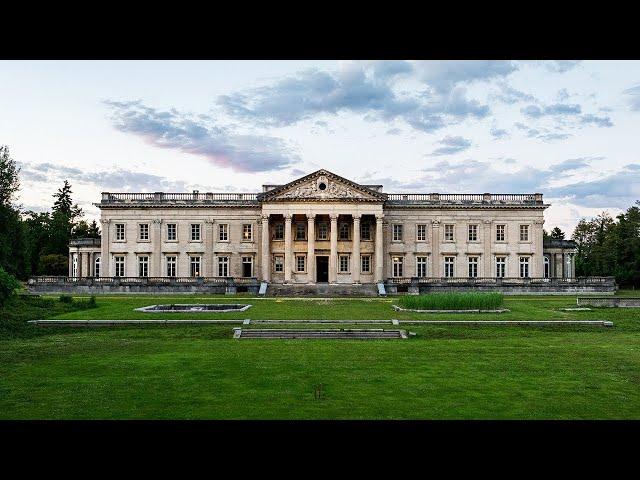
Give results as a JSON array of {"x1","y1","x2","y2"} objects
[
  {"x1": 261, "y1": 215, "x2": 270, "y2": 282},
  {"x1": 100, "y1": 219, "x2": 110, "y2": 277},
  {"x1": 483, "y1": 220, "x2": 491, "y2": 278},
  {"x1": 352, "y1": 214, "x2": 361, "y2": 283},
  {"x1": 205, "y1": 219, "x2": 215, "y2": 277},
  {"x1": 307, "y1": 214, "x2": 315, "y2": 283},
  {"x1": 375, "y1": 214, "x2": 384, "y2": 282},
  {"x1": 329, "y1": 214, "x2": 338, "y2": 283},
  {"x1": 284, "y1": 214, "x2": 293, "y2": 283},
  {"x1": 432, "y1": 220, "x2": 440, "y2": 278}
]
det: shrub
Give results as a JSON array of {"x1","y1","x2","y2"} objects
[
  {"x1": 0, "y1": 266, "x2": 20, "y2": 305},
  {"x1": 59, "y1": 294, "x2": 73, "y2": 303},
  {"x1": 398, "y1": 292, "x2": 504, "y2": 310}
]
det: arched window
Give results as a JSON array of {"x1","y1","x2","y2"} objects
[
  {"x1": 544, "y1": 256, "x2": 550, "y2": 278},
  {"x1": 95, "y1": 256, "x2": 101, "y2": 278}
]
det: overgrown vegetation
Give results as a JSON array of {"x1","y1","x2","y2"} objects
[
  {"x1": 0, "y1": 266, "x2": 20, "y2": 305},
  {"x1": 398, "y1": 292, "x2": 504, "y2": 310},
  {"x1": 0, "y1": 295, "x2": 98, "y2": 339}
]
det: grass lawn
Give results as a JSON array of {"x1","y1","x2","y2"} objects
[{"x1": 1, "y1": 292, "x2": 639, "y2": 419}]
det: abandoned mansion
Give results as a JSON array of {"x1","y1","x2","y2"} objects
[{"x1": 38, "y1": 168, "x2": 618, "y2": 295}]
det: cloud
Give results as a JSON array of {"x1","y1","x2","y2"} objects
[
  {"x1": 522, "y1": 103, "x2": 582, "y2": 118},
  {"x1": 543, "y1": 60, "x2": 581, "y2": 73},
  {"x1": 490, "y1": 127, "x2": 509, "y2": 139},
  {"x1": 386, "y1": 128, "x2": 402, "y2": 135},
  {"x1": 623, "y1": 84, "x2": 640, "y2": 111},
  {"x1": 580, "y1": 114, "x2": 613, "y2": 127},
  {"x1": 489, "y1": 82, "x2": 536, "y2": 104},
  {"x1": 429, "y1": 136, "x2": 472, "y2": 156},
  {"x1": 414, "y1": 61, "x2": 518, "y2": 94},
  {"x1": 550, "y1": 158, "x2": 593, "y2": 173},
  {"x1": 18, "y1": 161, "x2": 227, "y2": 193},
  {"x1": 104, "y1": 100, "x2": 298, "y2": 172},
  {"x1": 217, "y1": 61, "x2": 492, "y2": 134}
]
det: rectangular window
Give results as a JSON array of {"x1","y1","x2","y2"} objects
[
  {"x1": 444, "y1": 256, "x2": 455, "y2": 278},
  {"x1": 242, "y1": 256, "x2": 253, "y2": 277},
  {"x1": 72, "y1": 254, "x2": 78, "y2": 277},
  {"x1": 138, "y1": 255, "x2": 149, "y2": 277},
  {"x1": 392, "y1": 256, "x2": 404, "y2": 277},
  {"x1": 191, "y1": 224, "x2": 201, "y2": 242},
  {"x1": 339, "y1": 222, "x2": 350, "y2": 240},
  {"x1": 115, "y1": 223, "x2": 125, "y2": 241},
  {"x1": 242, "y1": 224, "x2": 253, "y2": 241},
  {"x1": 361, "y1": 255, "x2": 371, "y2": 273},
  {"x1": 468, "y1": 224, "x2": 478, "y2": 242},
  {"x1": 190, "y1": 256, "x2": 201, "y2": 277},
  {"x1": 416, "y1": 224, "x2": 427, "y2": 242},
  {"x1": 218, "y1": 224, "x2": 228, "y2": 241},
  {"x1": 360, "y1": 223, "x2": 371, "y2": 241},
  {"x1": 520, "y1": 224, "x2": 529, "y2": 242},
  {"x1": 274, "y1": 255, "x2": 284, "y2": 272},
  {"x1": 519, "y1": 256, "x2": 530, "y2": 278},
  {"x1": 167, "y1": 223, "x2": 177, "y2": 241},
  {"x1": 295, "y1": 223, "x2": 306, "y2": 240},
  {"x1": 217, "y1": 256, "x2": 229, "y2": 277},
  {"x1": 166, "y1": 256, "x2": 177, "y2": 277},
  {"x1": 496, "y1": 224, "x2": 505, "y2": 242},
  {"x1": 444, "y1": 224, "x2": 454, "y2": 241},
  {"x1": 339, "y1": 254, "x2": 349, "y2": 273},
  {"x1": 317, "y1": 222, "x2": 328, "y2": 240},
  {"x1": 139, "y1": 223, "x2": 149, "y2": 241},
  {"x1": 416, "y1": 256, "x2": 428, "y2": 277},
  {"x1": 392, "y1": 224, "x2": 403, "y2": 242},
  {"x1": 114, "y1": 255, "x2": 125, "y2": 277},
  {"x1": 468, "y1": 256, "x2": 478, "y2": 278},
  {"x1": 274, "y1": 223, "x2": 284, "y2": 240},
  {"x1": 296, "y1": 255, "x2": 306, "y2": 272},
  {"x1": 496, "y1": 256, "x2": 506, "y2": 278}
]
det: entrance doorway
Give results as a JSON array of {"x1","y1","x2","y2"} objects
[{"x1": 316, "y1": 256, "x2": 329, "y2": 282}]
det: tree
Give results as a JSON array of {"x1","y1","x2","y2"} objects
[
  {"x1": 38, "y1": 254, "x2": 69, "y2": 276},
  {"x1": 48, "y1": 181, "x2": 83, "y2": 257},
  {"x1": 550, "y1": 227, "x2": 565, "y2": 240},
  {"x1": 0, "y1": 145, "x2": 20, "y2": 207}
]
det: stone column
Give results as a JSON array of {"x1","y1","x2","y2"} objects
[
  {"x1": 153, "y1": 219, "x2": 162, "y2": 277},
  {"x1": 205, "y1": 219, "x2": 215, "y2": 277},
  {"x1": 77, "y1": 251, "x2": 83, "y2": 278},
  {"x1": 307, "y1": 214, "x2": 316, "y2": 284},
  {"x1": 555, "y1": 253, "x2": 562, "y2": 278},
  {"x1": 100, "y1": 219, "x2": 110, "y2": 277},
  {"x1": 68, "y1": 252, "x2": 73, "y2": 277},
  {"x1": 483, "y1": 220, "x2": 491, "y2": 278},
  {"x1": 329, "y1": 214, "x2": 338, "y2": 283},
  {"x1": 352, "y1": 214, "x2": 361, "y2": 283},
  {"x1": 284, "y1": 214, "x2": 293, "y2": 283},
  {"x1": 83, "y1": 251, "x2": 90, "y2": 278},
  {"x1": 261, "y1": 215, "x2": 270, "y2": 282},
  {"x1": 375, "y1": 214, "x2": 384, "y2": 282},
  {"x1": 431, "y1": 220, "x2": 440, "y2": 278}
]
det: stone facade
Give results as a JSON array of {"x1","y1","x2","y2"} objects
[{"x1": 69, "y1": 169, "x2": 570, "y2": 284}]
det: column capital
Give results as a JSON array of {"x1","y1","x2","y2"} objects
[
  {"x1": 375, "y1": 213, "x2": 384, "y2": 221},
  {"x1": 432, "y1": 220, "x2": 440, "y2": 227},
  {"x1": 352, "y1": 213, "x2": 362, "y2": 220},
  {"x1": 329, "y1": 214, "x2": 339, "y2": 221},
  {"x1": 100, "y1": 219, "x2": 110, "y2": 225},
  {"x1": 152, "y1": 219, "x2": 163, "y2": 224},
  {"x1": 204, "y1": 218, "x2": 215, "y2": 225},
  {"x1": 284, "y1": 214, "x2": 293, "y2": 221},
  {"x1": 261, "y1": 214, "x2": 270, "y2": 222},
  {"x1": 307, "y1": 213, "x2": 316, "y2": 220}
]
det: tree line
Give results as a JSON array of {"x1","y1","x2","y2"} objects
[{"x1": 0, "y1": 145, "x2": 99, "y2": 281}]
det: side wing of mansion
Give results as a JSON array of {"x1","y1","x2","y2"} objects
[{"x1": 69, "y1": 169, "x2": 579, "y2": 284}]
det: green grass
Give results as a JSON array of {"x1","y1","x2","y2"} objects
[
  {"x1": 1, "y1": 293, "x2": 640, "y2": 419},
  {"x1": 398, "y1": 292, "x2": 504, "y2": 310}
]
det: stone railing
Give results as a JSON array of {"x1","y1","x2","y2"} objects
[
  {"x1": 384, "y1": 276, "x2": 616, "y2": 295},
  {"x1": 69, "y1": 238, "x2": 102, "y2": 247},
  {"x1": 385, "y1": 193, "x2": 544, "y2": 206},
  {"x1": 99, "y1": 192, "x2": 260, "y2": 206},
  {"x1": 27, "y1": 276, "x2": 260, "y2": 294}
]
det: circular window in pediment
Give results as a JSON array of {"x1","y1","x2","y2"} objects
[{"x1": 318, "y1": 182, "x2": 327, "y2": 190}]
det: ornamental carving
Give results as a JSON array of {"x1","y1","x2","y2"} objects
[{"x1": 276, "y1": 178, "x2": 371, "y2": 200}]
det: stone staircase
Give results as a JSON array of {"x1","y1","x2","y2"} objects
[
  {"x1": 233, "y1": 328, "x2": 407, "y2": 339},
  {"x1": 266, "y1": 283, "x2": 379, "y2": 297}
]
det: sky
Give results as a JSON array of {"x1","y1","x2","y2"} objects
[{"x1": 1, "y1": 60, "x2": 639, "y2": 235}]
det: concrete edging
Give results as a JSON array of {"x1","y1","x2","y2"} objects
[{"x1": 392, "y1": 305, "x2": 510, "y2": 313}]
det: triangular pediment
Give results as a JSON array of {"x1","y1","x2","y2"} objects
[{"x1": 259, "y1": 170, "x2": 386, "y2": 202}]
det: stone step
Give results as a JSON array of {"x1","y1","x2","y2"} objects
[
  {"x1": 267, "y1": 283, "x2": 379, "y2": 297},
  {"x1": 234, "y1": 328, "x2": 407, "y2": 339}
]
